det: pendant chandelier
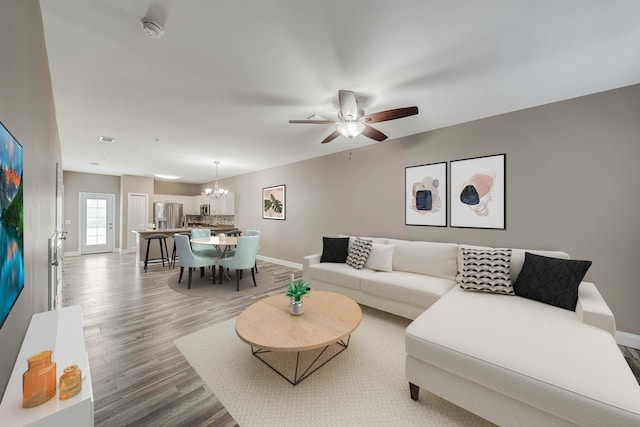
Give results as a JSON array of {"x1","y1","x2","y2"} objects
[{"x1": 203, "y1": 161, "x2": 228, "y2": 200}]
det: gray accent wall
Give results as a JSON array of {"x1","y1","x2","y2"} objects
[
  {"x1": 0, "y1": 1, "x2": 63, "y2": 396},
  {"x1": 224, "y1": 84, "x2": 640, "y2": 335}
]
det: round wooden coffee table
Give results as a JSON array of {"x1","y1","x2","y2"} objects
[{"x1": 235, "y1": 291, "x2": 362, "y2": 385}]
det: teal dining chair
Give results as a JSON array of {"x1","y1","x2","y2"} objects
[
  {"x1": 174, "y1": 234, "x2": 218, "y2": 289},
  {"x1": 224, "y1": 230, "x2": 260, "y2": 272},
  {"x1": 218, "y1": 235, "x2": 260, "y2": 291}
]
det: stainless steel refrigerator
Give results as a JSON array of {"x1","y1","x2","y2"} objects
[{"x1": 153, "y1": 202, "x2": 183, "y2": 229}]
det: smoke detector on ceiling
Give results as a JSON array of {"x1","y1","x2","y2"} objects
[
  {"x1": 99, "y1": 136, "x2": 115, "y2": 143},
  {"x1": 141, "y1": 19, "x2": 164, "y2": 38}
]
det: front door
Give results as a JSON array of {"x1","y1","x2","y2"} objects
[{"x1": 80, "y1": 193, "x2": 115, "y2": 254}]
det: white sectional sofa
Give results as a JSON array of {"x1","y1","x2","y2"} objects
[
  {"x1": 303, "y1": 237, "x2": 459, "y2": 319},
  {"x1": 303, "y1": 236, "x2": 640, "y2": 426}
]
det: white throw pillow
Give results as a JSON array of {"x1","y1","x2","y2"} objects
[{"x1": 365, "y1": 243, "x2": 395, "y2": 272}]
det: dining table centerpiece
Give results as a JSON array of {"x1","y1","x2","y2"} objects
[{"x1": 286, "y1": 278, "x2": 310, "y2": 315}]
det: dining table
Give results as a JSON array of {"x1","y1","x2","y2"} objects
[
  {"x1": 190, "y1": 235, "x2": 238, "y2": 248},
  {"x1": 190, "y1": 235, "x2": 238, "y2": 281}
]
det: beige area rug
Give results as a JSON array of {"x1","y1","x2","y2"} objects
[
  {"x1": 174, "y1": 306, "x2": 493, "y2": 426},
  {"x1": 167, "y1": 268, "x2": 284, "y2": 299}
]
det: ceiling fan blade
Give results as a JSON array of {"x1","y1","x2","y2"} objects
[
  {"x1": 321, "y1": 130, "x2": 341, "y2": 144},
  {"x1": 364, "y1": 106, "x2": 419, "y2": 123},
  {"x1": 361, "y1": 125, "x2": 388, "y2": 142},
  {"x1": 289, "y1": 119, "x2": 336, "y2": 124},
  {"x1": 338, "y1": 90, "x2": 358, "y2": 121}
]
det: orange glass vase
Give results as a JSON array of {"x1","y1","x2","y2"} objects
[
  {"x1": 59, "y1": 365, "x2": 82, "y2": 400},
  {"x1": 22, "y1": 350, "x2": 57, "y2": 408}
]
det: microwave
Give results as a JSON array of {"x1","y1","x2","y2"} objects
[{"x1": 200, "y1": 204, "x2": 210, "y2": 215}]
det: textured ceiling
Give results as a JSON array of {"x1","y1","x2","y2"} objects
[{"x1": 39, "y1": 0, "x2": 640, "y2": 183}]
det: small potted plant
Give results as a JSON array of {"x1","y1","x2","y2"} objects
[{"x1": 286, "y1": 278, "x2": 310, "y2": 315}]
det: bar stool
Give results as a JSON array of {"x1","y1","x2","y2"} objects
[
  {"x1": 171, "y1": 232, "x2": 191, "y2": 269},
  {"x1": 144, "y1": 233, "x2": 169, "y2": 273}
]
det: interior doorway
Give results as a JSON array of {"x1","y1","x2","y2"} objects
[
  {"x1": 127, "y1": 193, "x2": 149, "y2": 253},
  {"x1": 79, "y1": 192, "x2": 115, "y2": 254}
]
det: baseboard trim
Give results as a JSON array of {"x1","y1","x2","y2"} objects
[
  {"x1": 256, "y1": 255, "x2": 302, "y2": 270},
  {"x1": 616, "y1": 331, "x2": 640, "y2": 349},
  {"x1": 64, "y1": 251, "x2": 81, "y2": 257}
]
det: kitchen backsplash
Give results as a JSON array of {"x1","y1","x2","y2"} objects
[{"x1": 185, "y1": 214, "x2": 234, "y2": 227}]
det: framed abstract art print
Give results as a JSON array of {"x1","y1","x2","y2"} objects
[
  {"x1": 405, "y1": 162, "x2": 447, "y2": 227},
  {"x1": 450, "y1": 154, "x2": 505, "y2": 229}
]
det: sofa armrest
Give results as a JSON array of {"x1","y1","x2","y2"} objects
[
  {"x1": 576, "y1": 281, "x2": 616, "y2": 336},
  {"x1": 303, "y1": 254, "x2": 321, "y2": 281},
  {"x1": 304, "y1": 254, "x2": 321, "y2": 266}
]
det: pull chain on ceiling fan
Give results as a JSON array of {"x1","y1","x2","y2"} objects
[{"x1": 289, "y1": 90, "x2": 418, "y2": 144}]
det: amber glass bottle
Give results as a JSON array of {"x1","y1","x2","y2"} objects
[
  {"x1": 22, "y1": 350, "x2": 56, "y2": 408},
  {"x1": 59, "y1": 365, "x2": 82, "y2": 400}
]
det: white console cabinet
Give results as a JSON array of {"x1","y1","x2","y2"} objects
[{"x1": 0, "y1": 306, "x2": 93, "y2": 426}]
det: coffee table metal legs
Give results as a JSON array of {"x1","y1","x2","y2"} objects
[{"x1": 250, "y1": 335, "x2": 351, "y2": 386}]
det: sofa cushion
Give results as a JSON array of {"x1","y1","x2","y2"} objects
[
  {"x1": 459, "y1": 248, "x2": 514, "y2": 295},
  {"x1": 365, "y1": 243, "x2": 395, "y2": 272},
  {"x1": 387, "y1": 239, "x2": 459, "y2": 280},
  {"x1": 513, "y1": 252, "x2": 592, "y2": 311},
  {"x1": 361, "y1": 272, "x2": 456, "y2": 308},
  {"x1": 307, "y1": 262, "x2": 374, "y2": 290},
  {"x1": 320, "y1": 237, "x2": 350, "y2": 263},
  {"x1": 406, "y1": 286, "x2": 640, "y2": 425},
  {"x1": 346, "y1": 237, "x2": 373, "y2": 270}
]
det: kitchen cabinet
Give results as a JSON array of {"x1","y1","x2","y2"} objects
[
  {"x1": 154, "y1": 194, "x2": 197, "y2": 215},
  {"x1": 192, "y1": 194, "x2": 209, "y2": 215},
  {"x1": 188, "y1": 192, "x2": 235, "y2": 216},
  {"x1": 210, "y1": 192, "x2": 235, "y2": 215}
]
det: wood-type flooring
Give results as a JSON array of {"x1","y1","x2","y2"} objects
[
  {"x1": 61, "y1": 253, "x2": 298, "y2": 426},
  {"x1": 61, "y1": 252, "x2": 640, "y2": 426}
]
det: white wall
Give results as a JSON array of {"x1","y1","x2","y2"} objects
[{"x1": 0, "y1": 1, "x2": 63, "y2": 396}]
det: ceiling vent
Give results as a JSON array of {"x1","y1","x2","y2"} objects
[{"x1": 141, "y1": 19, "x2": 164, "y2": 38}]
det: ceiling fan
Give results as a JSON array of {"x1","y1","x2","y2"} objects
[{"x1": 289, "y1": 90, "x2": 418, "y2": 144}]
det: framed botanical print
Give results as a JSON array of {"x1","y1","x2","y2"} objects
[
  {"x1": 405, "y1": 162, "x2": 447, "y2": 227},
  {"x1": 450, "y1": 154, "x2": 506, "y2": 229},
  {"x1": 262, "y1": 184, "x2": 285, "y2": 220}
]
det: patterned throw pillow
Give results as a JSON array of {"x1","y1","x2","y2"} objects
[
  {"x1": 513, "y1": 252, "x2": 592, "y2": 311},
  {"x1": 459, "y1": 248, "x2": 514, "y2": 295},
  {"x1": 346, "y1": 238, "x2": 373, "y2": 269}
]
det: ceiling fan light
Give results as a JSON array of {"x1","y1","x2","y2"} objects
[{"x1": 337, "y1": 122, "x2": 365, "y2": 138}]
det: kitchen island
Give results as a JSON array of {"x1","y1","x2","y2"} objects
[{"x1": 132, "y1": 226, "x2": 238, "y2": 267}]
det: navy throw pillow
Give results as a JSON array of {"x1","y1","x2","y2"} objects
[
  {"x1": 513, "y1": 252, "x2": 592, "y2": 311},
  {"x1": 320, "y1": 237, "x2": 350, "y2": 263}
]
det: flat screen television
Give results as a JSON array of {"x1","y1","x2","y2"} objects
[{"x1": 0, "y1": 121, "x2": 24, "y2": 329}]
